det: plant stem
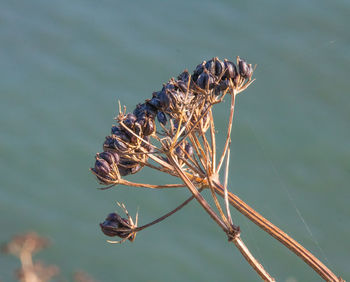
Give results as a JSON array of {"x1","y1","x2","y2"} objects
[
  {"x1": 231, "y1": 232, "x2": 275, "y2": 281},
  {"x1": 135, "y1": 189, "x2": 201, "y2": 232},
  {"x1": 170, "y1": 155, "x2": 275, "y2": 281},
  {"x1": 213, "y1": 181, "x2": 341, "y2": 282}
]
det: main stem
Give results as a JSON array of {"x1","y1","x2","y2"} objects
[
  {"x1": 213, "y1": 181, "x2": 341, "y2": 282},
  {"x1": 232, "y1": 234, "x2": 275, "y2": 282},
  {"x1": 169, "y1": 155, "x2": 275, "y2": 281}
]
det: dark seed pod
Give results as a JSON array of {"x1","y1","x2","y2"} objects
[
  {"x1": 215, "y1": 58, "x2": 225, "y2": 77},
  {"x1": 162, "y1": 81, "x2": 176, "y2": 92},
  {"x1": 118, "y1": 159, "x2": 133, "y2": 176},
  {"x1": 147, "y1": 97, "x2": 161, "y2": 109},
  {"x1": 167, "y1": 89, "x2": 182, "y2": 107},
  {"x1": 93, "y1": 172, "x2": 111, "y2": 185},
  {"x1": 117, "y1": 166, "x2": 131, "y2": 176},
  {"x1": 192, "y1": 61, "x2": 206, "y2": 81},
  {"x1": 196, "y1": 72, "x2": 208, "y2": 89},
  {"x1": 94, "y1": 159, "x2": 110, "y2": 177},
  {"x1": 205, "y1": 58, "x2": 225, "y2": 77},
  {"x1": 157, "y1": 111, "x2": 167, "y2": 125},
  {"x1": 133, "y1": 103, "x2": 157, "y2": 118},
  {"x1": 238, "y1": 59, "x2": 249, "y2": 77},
  {"x1": 136, "y1": 113, "x2": 147, "y2": 127},
  {"x1": 111, "y1": 125, "x2": 120, "y2": 135},
  {"x1": 175, "y1": 145, "x2": 185, "y2": 159},
  {"x1": 205, "y1": 59, "x2": 216, "y2": 76},
  {"x1": 185, "y1": 143, "x2": 194, "y2": 158},
  {"x1": 133, "y1": 103, "x2": 144, "y2": 118},
  {"x1": 177, "y1": 81, "x2": 188, "y2": 93},
  {"x1": 118, "y1": 166, "x2": 141, "y2": 176},
  {"x1": 207, "y1": 72, "x2": 216, "y2": 89},
  {"x1": 99, "y1": 151, "x2": 120, "y2": 165},
  {"x1": 146, "y1": 103, "x2": 158, "y2": 117},
  {"x1": 193, "y1": 61, "x2": 206, "y2": 80},
  {"x1": 118, "y1": 159, "x2": 143, "y2": 176},
  {"x1": 233, "y1": 75, "x2": 240, "y2": 86},
  {"x1": 141, "y1": 136, "x2": 153, "y2": 152},
  {"x1": 245, "y1": 64, "x2": 253, "y2": 79},
  {"x1": 110, "y1": 137, "x2": 128, "y2": 152},
  {"x1": 177, "y1": 70, "x2": 190, "y2": 83},
  {"x1": 111, "y1": 126, "x2": 131, "y2": 143},
  {"x1": 133, "y1": 121, "x2": 142, "y2": 135},
  {"x1": 178, "y1": 70, "x2": 195, "y2": 92},
  {"x1": 223, "y1": 60, "x2": 237, "y2": 79},
  {"x1": 157, "y1": 90, "x2": 171, "y2": 109},
  {"x1": 130, "y1": 164, "x2": 142, "y2": 174},
  {"x1": 215, "y1": 79, "x2": 230, "y2": 95},
  {"x1": 143, "y1": 117, "x2": 155, "y2": 136},
  {"x1": 104, "y1": 136, "x2": 115, "y2": 150},
  {"x1": 100, "y1": 213, "x2": 132, "y2": 238},
  {"x1": 196, "y1": 71, "x2": 215, "y2": 89},
  {"x1": 123, "y1": 113, "x2": 137, "y2": 129}
]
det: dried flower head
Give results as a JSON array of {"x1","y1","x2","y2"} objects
[
  {"x1": 100, "y1": 202, "x2": 138, "y2": 244},
  {"x1": 91, "y1": 56, "x2": 254, "y2": 190}
]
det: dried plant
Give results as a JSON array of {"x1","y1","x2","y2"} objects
[
  {"x1": 2, "y1": 232, "x2": 99, "y2": 282},
  {"x1": 91, "y1": 56, "x2": 343, "y2": 281},
  {"x1": 1, "y1": 232, "x2": 59, "y2": 282}
]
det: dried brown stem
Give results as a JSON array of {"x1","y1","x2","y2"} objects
[
  {"x1": 135, "y1": 189, "x2": 203, "y2": 232},
  {"x1": 209, "y1": 109, "x2": 217, "y2": 171},
  {"x1": 120, "y1": 180, "x2": 185, "y2": 189},
  {"x1": 168, "y1": 154, "x2": 228, "y2": 232},
  {"x1": 231, "y1": 232, "x2": 275, "y2": 281},
  {"x1": 223, "y1": 142, "x2": 233, "y2": 225},
  {"x1": 171, "y1": 151, "x2": 275, "y2": 281},
  {"x1": 216, "y1": 91, "x2": 236, "y2": 174},
  {"x1": 213, "y1": 181, "x2": 341, "y2": 282}
]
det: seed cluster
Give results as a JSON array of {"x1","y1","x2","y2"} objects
[
  {"x1": 91, "y1": 56, "x2": 253, "y2": 186},
  {"x1": 100, "y1": 213, "x2": 134, "y2": 240}
]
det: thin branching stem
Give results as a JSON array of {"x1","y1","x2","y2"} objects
[
  {"x1": 135, "y1": 188, "x2": 204, "y2": 232},
  {"x1": 216, "y1": 90, "x2": 236, "y2": 174},
  {"x1": 168, "y1": 154, "x2": 228, "y2": 232},
  {"x1": 170, "y1": 149, "x2": 275, "y2": 281},
  {"x1": 213, "y1": 180, "x2": 341, "y2": 282},
  {"x1": 209, "y1": 109, "x2": 217, "y2": 172},
  {"x1": 231, "y1": 233, "x2": 275, "y2": 282},
  {"x1": 223, "y1": 142, "x2": 233, "y2": 225}
]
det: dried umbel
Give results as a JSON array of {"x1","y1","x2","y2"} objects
[
  {"x1": 91, "y1": 56, "x2": 343, "y2": 281},
  {"x1": 100, "y1": 202, "x2": 138, "y2": 244},
  {"x1": 90, "y1": 56, "x2": 253, "y2": 187}
]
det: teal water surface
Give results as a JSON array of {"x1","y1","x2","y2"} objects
[{"x1": 1, "y1": 0, "x2": 349, "y2": 281}]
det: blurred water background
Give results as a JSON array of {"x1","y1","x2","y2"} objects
[{"x1": 1, "y1": 0, "x2": 349, "y2": 281}]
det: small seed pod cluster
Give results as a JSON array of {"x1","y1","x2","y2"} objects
[
  {"x1": 92, "y1": 151, "x2": 120, "y2": 184},
  {"x1": 192, "y1": 57, "x2": 253, "y2": 94},
  {"x1": 91, "y1": 56, "x2": 254, "y2": 186},
  {"x1": 91, "y1": 105, "x2": 156, "y2": 184},
  {"x1": 100, "y1": 212, "x2": 135, "y2": 241}
]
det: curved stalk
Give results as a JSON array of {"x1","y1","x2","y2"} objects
[
  {"x1": 169, "y1": 154, "x2": 275, "y2": 281},
  {"x1": 232, "y1": 233, "x2": 275, "y2": 282},
  {"x1": 213, "y1": 181, "x2": 342, "y2": 282}
]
